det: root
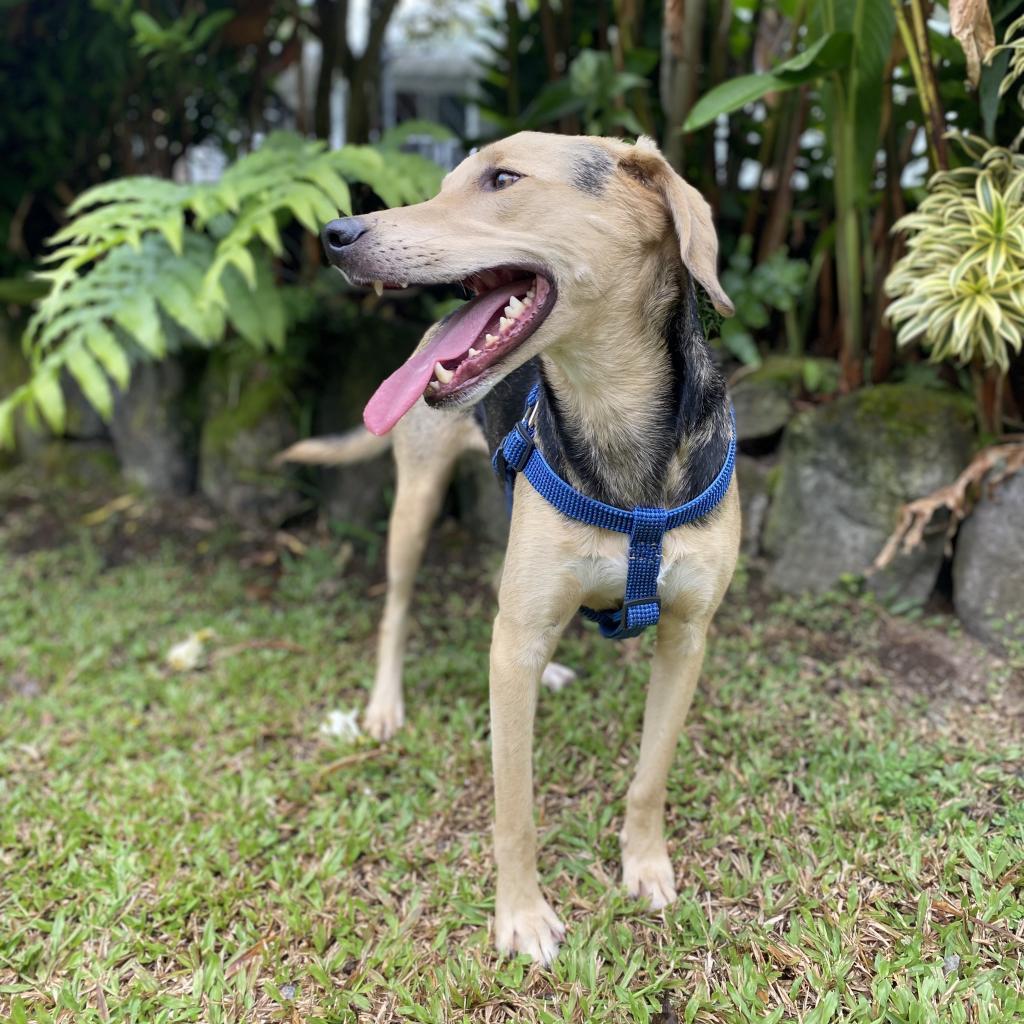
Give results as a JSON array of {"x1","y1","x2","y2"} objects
[{"x1": 872, "y1": 440, "x2": 1024, "y2": 572}]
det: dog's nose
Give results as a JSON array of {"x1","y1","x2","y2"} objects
[{"x1": 322, "y1": 217, "x2": 369, "y2": 259}]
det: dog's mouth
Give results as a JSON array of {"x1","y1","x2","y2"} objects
[{"x1": 362, "y1": 266, "x2": 556, "y2": 435}]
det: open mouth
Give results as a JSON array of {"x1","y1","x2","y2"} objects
[{"x1": 362, "y1": 266, "x2": 556, "y2": 436}]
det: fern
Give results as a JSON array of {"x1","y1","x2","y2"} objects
[{"x1": 0, "y1": 132, "x2": 444, "y2": 448}]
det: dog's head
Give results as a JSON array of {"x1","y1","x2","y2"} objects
[{"x1": 322, "y1": 132, "x2": 732, "y2": 435}]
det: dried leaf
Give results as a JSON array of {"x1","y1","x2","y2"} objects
[{"x1": 950, "y1": 0, "x2": 996, "y2": 87}]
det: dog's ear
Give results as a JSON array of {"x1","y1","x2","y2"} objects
[{"x1": 619, "y1": 137, "x2": 734, "y2": 316}]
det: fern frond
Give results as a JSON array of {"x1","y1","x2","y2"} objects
[{"x1": 0, "y1": 132, "x2": 444, "y2": 448}]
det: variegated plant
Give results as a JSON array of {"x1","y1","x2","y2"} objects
[
  {"x1": 884, "y1": 139, "x2": 1024, "y2": 375},
  {"x1": 988, "y1": 12, "x2": 1024, "y2": 114}
]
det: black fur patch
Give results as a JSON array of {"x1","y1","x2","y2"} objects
[
  {"x1": 663, "y1": 282, "x2": 732, "y2": 520},
  {"x1": 570, "y1": 148, "x2": 614, "y2": 196},
  {"x1": 533, "y1": 281, "x2": 731, "y2": 517},
  {"x1": 475, "y1": 362, "x2": 539, "y2": 456}
]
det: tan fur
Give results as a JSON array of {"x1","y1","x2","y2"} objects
[
  {"x1": 303, "y1": 133, "x2": 741, "y2": 963},
  {"x1": 274, "y1": 425, "x2": 394, "y2": 467}
]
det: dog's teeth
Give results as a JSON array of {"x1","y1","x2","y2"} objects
[
  {"x1": 428, "y1": 381, "x2": 440, "y2": 391},
  {"x1": 433, "y1": 362, "x2": 453, "y2": 384},
  {"x1": 372, "y1": 280, "x2": 384, "y2": 296},
  {"x1": 508, "y1": 295, "x2": 524, "y2": 313},
  {"x1": 484, "y1": 333, "x2": 498, "y2": 347},
  {"x1": 499, "y1": 316, "x2": 511, "y2": 331},
  {"x1": 468, "y1": 347, "x2": 480, "y2": 357}
]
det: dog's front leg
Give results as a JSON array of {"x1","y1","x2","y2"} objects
[
  {"x1": 620, "y1": 616, "x2": 709, "y2": 909},
  {"x1": 489, "y1": 583, "x2": 572, "y2": 964}
]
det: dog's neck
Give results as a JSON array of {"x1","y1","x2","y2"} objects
[{"x1": 535, "y1": 273, "x2": 731, "y2": 511}]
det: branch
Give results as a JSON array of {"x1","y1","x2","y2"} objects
[{"x1": 872, "y1": 441, "x2": 1024, "y2": 572}]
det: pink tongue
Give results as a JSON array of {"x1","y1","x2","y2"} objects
[{"x1": 363, "y1": 278, "x2": 531, "y2": 435}]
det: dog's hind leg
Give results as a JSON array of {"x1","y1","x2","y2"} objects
[
  {"x1": 364, "y1": 405, "x2": 477, "y2": 740},
  {"x1": 619, "y1": 616, "x2": 709, "y2": 909}
]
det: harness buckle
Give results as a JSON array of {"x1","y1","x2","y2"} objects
[{"x1": 508, "y1": 420, "x2": 535, "y2": 473}]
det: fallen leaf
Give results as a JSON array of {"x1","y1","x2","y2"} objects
[
  {"x1": 165, "y1": 629, "x2": 216, "y2": 672},
  {"x1": 319, "y1": 708, "x2": 362, "y2": 742}
]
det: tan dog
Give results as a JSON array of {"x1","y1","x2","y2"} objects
[{"x1": 283, "y1": 133, "x2": 740, "y2": 963}]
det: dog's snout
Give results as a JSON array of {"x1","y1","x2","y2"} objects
[{"x1": 322, "y1": 217, "x2": 369, "y2": 259}]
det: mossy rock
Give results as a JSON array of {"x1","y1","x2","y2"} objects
[
  {"x1": 763, "y1": 384, "x2": 976, "y2": 603},
  {"x1": 732, "y1": 356, "x2": 840, "y2": 446},
  {"x1": 31, "y1": 440, "x2": 122, "y2": 490},
  {"x1": 199, "y1": 351, "x2": 304, "y2": 527},
  {"x1": 110, "y1": 359, "x2": 193, "y2": 495}
]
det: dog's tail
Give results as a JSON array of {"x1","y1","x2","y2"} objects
[{"x1": 273, "y1": 427, "x2": 393, "y2": 467}]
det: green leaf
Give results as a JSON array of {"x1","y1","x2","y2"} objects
[
  {"x1": 157, "y1": 212, "x2": 185, "y2": 255},
  {"x1": 66, "y1": 344, "x2": 114, "y2": 419},
  {"x1": 114, "y1": 291, "x2": 165, "y2": 357},
  {"x1": 378, "y1": 119, "x2": 455, "y2": 150},
  {"x1": 0, "y1": 399, "x2": 15, "y2": 450},
  {"x1": 684, "y1": 32, "x2": 852, "y2": 130},
  {"x1": 33, "y1": 369, "x2": 66, "y2": 434},
  {"x1": 86, "y1": 324, "x2": 131, "y2": 390},
  {"x1": 0, "y1": 276, "x2": 51, "y2": 304}
]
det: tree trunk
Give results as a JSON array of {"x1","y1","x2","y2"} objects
[{"x1": 661, "y1": 0, "x2": 707, "y2": 169}]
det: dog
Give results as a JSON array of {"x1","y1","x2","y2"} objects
[{"x1": 281, "y1": 132, "x2": 740, "y2": 963}]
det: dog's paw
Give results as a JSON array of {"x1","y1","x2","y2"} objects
[
  {"x1": 363, "y1": 699, "x2": 404, "y2": 741},
  {"x1": 495, "y1": 896, "x2": 565, "y2": 965},
  {"x1": 622, "y1": 849, "x2": 677, "y2": 910},
  {"x1": 541, "y1": 661, "x2": 577, "y2": 693}
]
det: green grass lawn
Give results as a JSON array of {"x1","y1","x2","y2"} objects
[{"x1": 1, "y1": 471, "x2": 1023, "y2": 1023}]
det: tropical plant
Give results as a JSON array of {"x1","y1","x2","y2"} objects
[
  {"x1": 718, "y1": 237, "x2": 810, "y2": 365},
  {"x1": 0, "y1": 133, "x2": 443, "y2": 448},
  {"x1": 685, "y1": 0, "x2": 895, "y2": 390},
  {"x1": 483, "y1": 48, "x2": 653, "y2": 137},
  {"x1": 988, "y1": 12, "x2": 1024, "y2": 143},
  {"x1": 885, "y1": 140, "x2": 1024, "y2": 433}
]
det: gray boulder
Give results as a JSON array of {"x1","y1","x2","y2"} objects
[
  {"x1": 454, "y1": 450, "x2": 510, "y2": 547},
  {"x1": 763, "y1": 385, "x2": 975, "y2": 603},
  {"x1": 322, "y1": 455, "x2": 394, "y2": 530},
  {"x1": 735, "y1": 454, "x2": 774, "y2": 555},
  {"x1": 110, "y1": 359, "x2": 192, "y2": 495},
  {"x1": 199, "y1": 354, "x2": 304, "y2": 528},
  {"x1": 62, "y1": 370, "x2": 109, "y2": 441},
  {"x1": 732, "y1": 357, "x2": 839, "y2": 446},
  {"x1": 953, "y1": 468, "x2": 1024, "y2": 650}
]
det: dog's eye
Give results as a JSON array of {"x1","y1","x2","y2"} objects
[{"x1": 491, "y1": 169, "x2": 521, "y2": 191}]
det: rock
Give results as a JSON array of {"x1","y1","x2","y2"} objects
[
  {"x1": 732, "y1": 357, "x2": 839, "y2": 448},
  {"x1": 763, "y1": 384, "x2": 975, "y2": 603},
  {"x1": 110, "y1": 359, "x2": 192, "y2": 495},
  {"x1": 0, "y1": 317, "x2": 46, "y2": 466},
  {"x1": 31, "y1": 439, "x2": 121, "y2": 490},
  {"x1": 62, "y1": 370, "x2": 109, "y2": 441},
  {"x1": 952, "y1": 468, "x2": 1024, "y2": 650},
  {"x1": 199, "y1": 352, "x2": 304, "y2": 528},
  {"x1": 322, "y1": 455, "x2": 394, "y2": 529},
  {"x1": 735, "y1": 454, "x2": 774, "y2": 555},
  {"x1": 454, "y1": 450, "x2": 509, "y2": 547}
]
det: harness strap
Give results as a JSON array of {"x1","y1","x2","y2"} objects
[{"x1": 493, "y1": 385, "x2": 736, "y2": 640}]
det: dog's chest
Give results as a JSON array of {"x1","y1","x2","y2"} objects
[{"x1": 568, "y1": 528, "x2": 721, "y2": 618}]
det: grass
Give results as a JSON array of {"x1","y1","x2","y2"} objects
[{"x1": 1, "y1": 472, "x2": 1023, "y2": 1023}]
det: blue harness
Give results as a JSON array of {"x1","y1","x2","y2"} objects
[{"x1": 492, "y1": 385, "x2": 737, "y2": 640}]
